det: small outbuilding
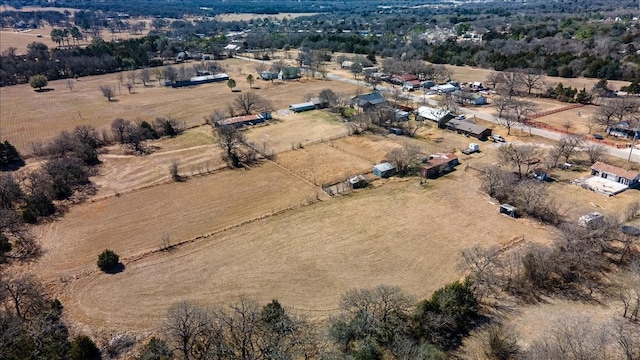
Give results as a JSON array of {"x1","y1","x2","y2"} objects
[
  {"x1": 578, "y1": 212, "x2": 605, "y2": 230},
  {"x1": 289, "y1": 102, "x2": 316, "y2": 113},
  {"x1": 499, "y1": 204, "x2": 517, "y2": 218},
  {"x1": 373, "y1": 162, "x2": 396, "y2": 178},
  {"x1": 349, "y1": 175, "x2": 368, "y2": 189}
]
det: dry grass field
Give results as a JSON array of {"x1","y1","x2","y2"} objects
[
  {"x1": 275, "y1": 142, "x2": 373, "y2": 185},
  {"x1": 245, "y1": 110, "x2": 351, "y2": 154},
  {"x1": 33, "y1": 161, "x2": 320, "y2": 280},
  {"x1": 0, "y1": 58, "x2": 359, "y2": 154},
  {"x1": 51, "y1": 168, "x2": 552, "y2": 332}
]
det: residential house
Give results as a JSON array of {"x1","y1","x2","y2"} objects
[
  {"x1": 607, "y1": 121, "x2": 640, "y2": 139},
  {"x1": 352, "y1": 92, "x2": 387, "y2": 112},
  {"x1": 278, "y1": 67, "x2": 301, "y2": 80},
  {"x1": 260, "y1": 71, "x2": 279, "y2": 80},
  {"x1": 416, "y1": 106, "x2": 453, "y2": 127},
  {"x1": 590, "y1": 162, "x2": 640, "y2": 187},
  {"x1": 390, "y1": 74, "x2": 419, "y2": 85},
  {"x1": 420, "y1": 153, "x2": 459, "y2": 178},
  {"x1": 445, "y1": 119, "x2": 492, "y2": 140},
  {"x1": 402, "y1": 79, "x2": 422, "y2": 91},
  {"x1": 451, "y1": 90, "x2": 488, "y2": 106}
]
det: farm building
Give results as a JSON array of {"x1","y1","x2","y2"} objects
[
  {"x1": 289, "y1": 102, "x2": 316, "y2": 113},
  {"x1": 416, "y1": 106, "x2": 453, "y2": 126},
  {"x1": 215, "y1": 113, "x2": 271, "y2": 127},
  {"x1": 170, "y1": 73, "x2": 229, "y2": 88},
  {"x1": 451, "y1": 90, "x2": 488, "y2": 105},
  {"x1": 373, "y1": 162, "x2": 396, "y2": 178},
  {"x1": 420, "y1": 153, "x2": 458, "y2": 178},
  {"x1": 430, "y1": 83, "x2": 458, "y2": 94},
  {"x1": 310, "y1": 97, "x2": 329, "y2": 109},
  {"x1": 279, "y1": 67, "x2": 301, "y2": 80},
  {"x1": 578, "y1": 212, "x2": 605, "y2": 230},
  {"x1": 445, "y1": 119, "x2": 492, "y2": 140},
  {"x1": 352, "y1": 92, "x2": 387, "y2": 111},
  {"x1": 260, "y1": 71, "x2": 279, "y2": 80}
]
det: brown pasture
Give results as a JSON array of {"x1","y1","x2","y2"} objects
[
  {"x1": 33, "y1": 161, "x2": 320, "y2": 281},
  {"x1": 0, "y1": 58, "x2": 360, "y2": 154},
  {"x1": 275, "y1": 142, "x2": 374, "y2": 185},
  {"x1": 244, "y1": 110, "x2": 351, "y2": 155},
  {"x1": 50, "y1": 166, "x2": 552, "y2": 332}
]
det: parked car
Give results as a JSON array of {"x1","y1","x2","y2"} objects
[
  {"x1": 455, "y1": 114, "x2": 466, "y2": 120},
  {"x1": 491, "y1": 134, "x2": 506, "y2": 142},
  {"x1": 593, "y1": 133, "x2": 604, "y2": 140}
]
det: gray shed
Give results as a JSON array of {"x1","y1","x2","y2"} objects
[
  {"x1": 289, "y1": 102, "x2": 316, "y2": 113},
  {"x1": 373, "y1": 162, "x2": 396, "y2": 178}
]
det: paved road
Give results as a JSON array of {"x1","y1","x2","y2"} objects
[{"x1": 236, "y1": 56, "x2": 640, "y2": 163}]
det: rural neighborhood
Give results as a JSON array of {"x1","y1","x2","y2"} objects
[{"x1": 2, "y1": 1, "x2": 640, "y2": 359}]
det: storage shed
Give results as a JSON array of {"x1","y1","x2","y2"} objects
[
  {"x1": 373, "y1": 162, "x2": 396, "y2": 178},
  {"x1": 289, "y1": 102, "x2": 316, "y2": 113},
  {"x1": 499, "y1": 204, "x2": 517, "y2": 218}
]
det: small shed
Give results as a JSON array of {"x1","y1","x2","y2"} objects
[
  {"x1": 349, "y1": 175, "x2": 368, "y2": 189},
  {"x1": 289, "y1": 102, "x2": 316, "y2": 113},
  {"x1": 499, "y1": 204, "x2": 517, "y2": 218},
  {"x1": 373, "y1": 162, "x2": 396, "y2": 178},
  {"x1": 533, "y1": 168, "x2": 550, "y2": 182},
  {"x1": 260, "y1": 71, "x2": 279, "y2": 80},
  {"x1": 578, "y1": 212, "x2": 605, "y2": 230}
]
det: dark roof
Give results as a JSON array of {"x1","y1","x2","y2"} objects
[
  {"x1": 354, "y1": 92, "x2": 386, "y2": 107},
  {"x1": 446, "y1": 119, "x2": 490, "y2": 135},
  {"x1": 421, "y1": 157, "x2": 454, "y2": 170}
]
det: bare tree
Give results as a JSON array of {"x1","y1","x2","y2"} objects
[
  {"x1": 0, "y1": 273, "x2": 48, "y2": 321},
  {"x1": 585, "y1": 143, "x2": 607, "y2": 164},
  {"x1": 495, "y1": 70, "x2": 523, "y2": 98},
  {"x1": 99, "y1": 84, "x2": 115, "y2": 101},
  {"x1": 164, "y1": 301, "x2": 209, "y2": 360},
  {"x1": 126, "y1": 81, "x2": 134, "y2": 94},
  {"x1": 232, "y1": 93, "x2": 273, "y2": 115},
  {"x1": 520, "y1": 68, "x2": 544, "y2": 96},
  {"x1": 215, "y1": 125, "x2": 256, "y2": 168},
  {"x1": 139, "y1": 68, "x2": 150, "y2": 86},
  {"x1": 498, "y1": 144, "x2": 537, "y2": 179},
  {"x1": 66, "y1": 78, "x2": 74, "y2": 91},
  {"x1": 386, "y1": 143, "x2": 422, "y2": 176}
]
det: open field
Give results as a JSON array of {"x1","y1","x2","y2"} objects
[
  {"x1": 0, "y1": 23, "x2": 151, "y2": 53},
  {"x1": 245, "y1": 110, "x2": 351, "y2": 154},
  {"x1": 0, "y1": 58, "x2": 360, "y2": 154},
  {"x1": 33, "y1": 161, "x2": 320, "y2": 281},
  {"x1": 275, "y1": 142, "x2": 374, "y2": 185},
  {"x1": 217, "y1": 13, "x2": 318, "y2": 21},
  {"x1": 52, "y1": 168, "x2": 552, "y2": 332}
]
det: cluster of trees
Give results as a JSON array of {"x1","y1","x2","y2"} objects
[
  {"x1": 544, "y1": 83, "x2": 591, "y2": 104},
  {"x1": 133, "y1": 281, "x2": 477, "y2": 360},
  {"x1": 0, "y1": 141, "x2": 23, "y2": 169},
  {"x1": 111, "y1": 117, "x2": 185, "y2": 154},
  {"x1": 1, "y1": 36, "x2": 162, "y2": 86}
]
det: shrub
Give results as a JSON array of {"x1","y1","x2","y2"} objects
[
  {"x1": 29, "y1": 74, "x2": 48, "y2": 90},
  {"x1": 69, "y1": 335, "x2": 100, "y2": 360},
  {"x1": 97, "y1": 249, "x2": 120, "y2": 272}
]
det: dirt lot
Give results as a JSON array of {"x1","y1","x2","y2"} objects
[
  {"x1": 54, "y1": 167, "x2": 552, "y2": 332},
  {"x1": 0, "y1": 58, "x2": 360, "y2": 154}
]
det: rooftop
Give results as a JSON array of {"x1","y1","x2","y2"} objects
[
  {"x1": 591, "y1": 161, "x2": 640, "y2": 180},
  {"x1": 446, "y1": 119, "x2": 490, "y2": 135}
]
